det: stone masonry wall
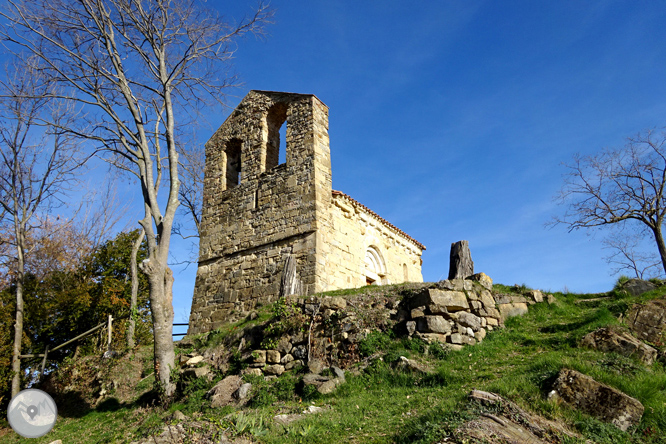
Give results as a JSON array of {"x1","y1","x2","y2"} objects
[
  {"x1": 228, "y1": 274, "x2": 549, "y2": 378},
  {"x1": 189, "y1": 91, "x2": 331, "y2": 334},
  {"x1": 319, "y1": 192, "x2": 423, "y2": 290},
  {"x1": 190, "y1": 90, "x2": 424, "y2": 335}
]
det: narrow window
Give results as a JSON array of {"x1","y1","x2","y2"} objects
[
  {"x1": 403, "y1": 263, "x2": 408, "y2": 282},
  {"x1": 266, "y1": 103, "x2": 288, "y2": 170},
  {"x1": 225, "y1": 138, "x2": 242, "y2": 188}
]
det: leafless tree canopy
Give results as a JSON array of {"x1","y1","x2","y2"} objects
[
  {"x1": 0, "y1": 64, "x2": 84, "y2": 396},
  {"x1": 0, "y1": 0, "x2": 272, "y2": 398},
  {"x1": 553, "y1": 128, "x2": 666, "y2": 276}
]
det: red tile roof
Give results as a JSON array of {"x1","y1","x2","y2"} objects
[{"x1": 331, "y1": 190, "x2": 426, "y2": 250}]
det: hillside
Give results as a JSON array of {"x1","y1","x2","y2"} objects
[{"x1": 1, "y1": 279, "x2": 665, "y2": 444}]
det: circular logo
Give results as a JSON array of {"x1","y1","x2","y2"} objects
[{"x1": 7, "y1": 389, "x2": 58, "y2": 438}]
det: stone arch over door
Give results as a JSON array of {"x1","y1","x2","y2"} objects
[{"x1": 365, "y1": 245, "x2": 388, "y2": 285}]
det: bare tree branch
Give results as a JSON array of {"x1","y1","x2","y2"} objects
[
  {"x1": 551, "y1": 127, "x2": 666, "y2": 276},
  {"x1": 0, "y1": 0, "x2": 273, "y2": 399}
]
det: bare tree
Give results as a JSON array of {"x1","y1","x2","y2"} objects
[
  {"x1": 553, "y1": 128, "x2": 666, "y2": 276},
  {"x1": 0, "y1": 0, "x2": 272, "y2": 397},
  {"x1": 602, "y1": 225, "x2": 663, "y2": 279},
  {"x1": 0, "y1": 67, "x2": 83, "y2": 397}
]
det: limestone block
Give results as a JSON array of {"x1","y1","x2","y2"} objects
[
  {"x1": 550, "y1": 368, "x2": 643, "y2": 431},
  {"x1": 426, "y1": 289, "x2": 469, "y2": 312},
  {"x1": 493, "y1": 293, "x2": 512, "y2": 305},
  {"x1": 406, "y1": 321, "x2": 416, "y2": 335},
  {"x1": 241, "y1": 368, "x2": 262, "y2": 377},
  {"x1": 498, "y1": 303, "x2": 528, "y2": 321},
  {"x1": 457, "y1": 312, "x2": 483, "y2": 331},
  {"x1": 439, "y1": 279, "x2": 474, "y2": 291},
  {"x1": 416, "y1": 316, "x2": 452, "y2": 334},
  {"x1": 581, "y1": 328, "x2": 657, "y2": 365},
  {"x1": 266, "y1": 350, "x2": 281, "y2": 364},
  {"x1": 411, "y1": 307, "x2": 426, "y2": 319},
  {"x1": 280, "y1": 354, "x2": 294, "y2": 365},
  {"x1": 252, "y1": 350, "x2": 266, "y2": 364},
  {"x1": 469, "y1": 272, "x2": 493, "y2": 290},
  {"x1": 486, "y1": 317, "x2": 499, "y2": 326},
  {"x1": 263, "y1": 364, "x2": 285, "y2": 376},
  {"x1": 474, "y1": 328, "x2": 487, "y2": 342},
  {"x1": 626, "y1": 299, "x2": 666, "y2": 344},
  {"x1": 466, "y1": 291, "x2": 478, "y2": 301},
  {"x1": 206, "y1": 375, "x2": 242, "y2": 408},
  {"x1": 416, "y1": 332, "x2": 449, "y2": 343},
  {"x1": 449, "y1": 333, "x2": 463, "y2": 344},
  {"x1": 527, "y1": 290, "x2": 544, "y2": 303},
  {"x1": 285, "y1": 360, "x2": 303, "y2": 370}
]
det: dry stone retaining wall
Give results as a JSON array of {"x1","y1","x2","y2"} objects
[{"x1": 231, "y1": 275, "x2": 549, "y2": 377}]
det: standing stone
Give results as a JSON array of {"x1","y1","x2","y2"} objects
[
  {"x1": 280, "y1": 254, "x2": 302, "y2": 297},
  {"x1": 448, "y1": 240, "x2": 474, "y2": 280}
]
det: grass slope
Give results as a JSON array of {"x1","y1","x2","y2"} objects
[{"x1": 1, "y1": 284, "x2": 665, "y2": 444}]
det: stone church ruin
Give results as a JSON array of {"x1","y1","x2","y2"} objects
[{"x1": 188, "y1": 91, "x2": 425, "y2": 334}]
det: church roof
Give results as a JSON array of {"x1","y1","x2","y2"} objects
[{"x1": 332, "y1": 190, "x2": 426, "y2": 251}]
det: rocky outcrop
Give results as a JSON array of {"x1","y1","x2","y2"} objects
[
  {"x1": 626, "y1": 298, "x2": 666, "y2": 345},
  {"x1": 619, "y1": 278, "x2": 657, "y2": 296},
  {"x1": 581, "y1": 327, "x2": 657, "y2": 365},
  {"x1": 456, "y1": 390, "x2": 579, "y2": 443},
  {"x1": 549, "y1": 368, "x2": 644, "y2": 431}
]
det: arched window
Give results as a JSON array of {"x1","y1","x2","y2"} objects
[
  {"x1": 225, "y1": 138, "x2": 242, "y2": 188},
  {"x1": 265, "y1": 103, "x2": 288, "y2": 171},
  {"x1": 403, "y1": 263, "x2": 408, "y2": 282},
  {"x1": 365, "y1": 245, "x2": 387, "y2": 285}
]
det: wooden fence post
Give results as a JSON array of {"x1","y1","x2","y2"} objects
[
  {"x1": 107, "y1": 314, "x2": 113, "y2": 352},
  {"x1": 40, "y1": 345, "x2": 49, "y2": 379}
]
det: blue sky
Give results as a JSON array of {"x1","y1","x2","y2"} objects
[{"x1": 164, "y1": 1, "x2": 666, "y2": 324}]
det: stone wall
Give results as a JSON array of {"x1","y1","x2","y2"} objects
[
  {"x1": 318, "y1": 191, "x2": 423, "y2": 290},
  {"x1": 189, "y1": 91, "x2": 331, "y2": 334},
  {"x1": 224, "y1": 275, "x2": 549, "y2": 377},
  {"x1": 189, "y1": 90, "x2": 425, "y2": 335}
]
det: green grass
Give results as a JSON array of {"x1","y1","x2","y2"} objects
[{"x1": 2, "y1": 285, "x2": 666, "y2": 443}]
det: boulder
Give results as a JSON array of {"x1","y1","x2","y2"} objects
[
  {"x1": 395, "y1": 356, "x2": 431, "y2": 374},
  {"x1": 412, "y1": 288, "x2": 469, "y2": 312},
  {"x1": 233, "y1": 383, "x2": 252, "y2": 401},
  {"x1": 527, "y1": 290, "x2": 543, "y2": 303},
  {"x1": 181, "y1": 365, "x2": 213, "y2": 381},
  {"x1": 266, "y1": 350, "x2": 281, "y2": 364},
  {"x1": 448, "y1": 240, "x2": 474, "y2": 279},
  {"x1": 207, "y1": 375, "x2": 242, "y2": 408},
  {"x1": 549, "y1": 368, "x2": 644, "y2": 431},
  {"x1": 458, "y1": 390, "x2": 580, "y2": 443},
  {"x1": 263, "y1": 364, "x2": 285, "y2": 376},
  {"x1": 307, "y1": 359, "x2": 326, "y2": 374},
  {"x1": 456, "y1": 312, "x2": 483, "y2": 331},
  {"x1": 620, "y1": 278, "x2": 657, "y2": 296},
  {"x1": 581, "y1": 327, "x2": 657, "y2": 365},
  {"x1": 498, "y1": 302, "x2": 528, "y2": 321},
  {"x1": 469, "y1": 272, "x2": 493, "y2": 290},
  {"x1": 416, "y1": 316, "x2": 452, "y2": 334},
  {"x1": 185, "y1": 355, "x2": 204, "y2": 367},
  {"x1": 626, "y1": 298, "x2": 666, "y2": 344}
]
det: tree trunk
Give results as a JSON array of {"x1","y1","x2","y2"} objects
[
  {"x1": 142, "y1": 259, "x2": 176, "y2": 398},
  {"x1": 448, "y1": 240, "x2": 474, "y2": 280},
  {"x1": 11, "y1": 223, "x2": 25, "y2": 397},
  {"x1": 280, "y1": 254, "x2": 302, "y2": 297},
  {"x1": 127, "y1": 228, "x2": 144, "y2": 348},
  {"x1": 651, "y1": 225, "x2": 666, "y2": 276}
]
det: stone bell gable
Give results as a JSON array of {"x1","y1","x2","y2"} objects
[{"x1": 189, "y1": 90, "x2": 424, "y2": 334}]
